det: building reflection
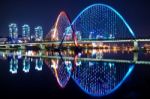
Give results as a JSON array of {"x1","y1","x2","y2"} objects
[
  {"x1": 35, "y1": 58, "x2": 43, "y2": 71},
  {"x1": 9, "y1": 55, "x2": 44, "y2": 74},
  {"x1": 9, "y1": 56, "x2": 18, "y2": 74},
  {"x1": 23, "y1": 56, "x2": 30, "y2": 73}
]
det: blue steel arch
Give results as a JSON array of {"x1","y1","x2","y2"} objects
[
  {"x1": 72, "y1": 64, "x2": 134, "y2": 97},
  {"x1": 71, "y1": 3, "x2": 135, "y2": 41}
]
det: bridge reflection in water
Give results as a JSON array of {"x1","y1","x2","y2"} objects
[{"x1": 1, "y1": 49, "x2": 150, "y2": 96}]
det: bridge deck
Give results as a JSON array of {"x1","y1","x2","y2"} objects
[{"x1": 0, "y1": 39, "x2": 150, "y2": 47}]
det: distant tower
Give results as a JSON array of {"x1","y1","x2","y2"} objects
[
  {"x1": 23, "y1": 57, "x2": 30, "y2": 73},
  {"x1": 35, "y1": 26, "x2": 43, "y2": 41},
  {"x1": 64, "y1": 26, "x2": 72, "y2": 41},
  {"x1": 9, "y1": 23, "x2": 18, "y2": 41},
  {"x1": 75, "y1": 31, "x2": 82, "y2": 40},
  {"x1": 89, "y1": 31, "x2": 94, "y2": 39},
  {"x1": 22, "y1": 24, "x2": 30, "y2": 41}
]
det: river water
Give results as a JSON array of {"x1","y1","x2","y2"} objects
[{"x1": 0, "y1": 49, "x2": 149, "y2": 98}]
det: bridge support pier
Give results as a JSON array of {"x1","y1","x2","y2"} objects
[
  {"x1": 133, "y1": 52, "x2": 138, "y2": 63},
  {"x1": 39, "y1": 44, "x2": 45, "y2": 50},
  {"x1": 6, "y1": 45, "x2": 10, "y2": 49},
  {"x1": 19, "y1": 45, "x2": 25, "y2": 50},
  {"x1": 133, "y1": 40, "x2": 139, "y2": 51}
]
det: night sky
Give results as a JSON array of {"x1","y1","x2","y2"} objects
[{"x1": 0, "y1": 0, "x2": 150, "y2": 38}]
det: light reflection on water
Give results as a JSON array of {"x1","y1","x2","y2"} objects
[{"x1": 0, "y1": 49, "x2": 150, "y2": 96}]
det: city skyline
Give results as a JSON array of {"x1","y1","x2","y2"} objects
[
  {"x1": 0, "y1": 0, "x2": 150, "y2": 38},
  {"x1": 7, "y1": 23, "x2": 44, "y2": 43}
]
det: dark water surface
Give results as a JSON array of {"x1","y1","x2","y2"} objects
[{"x1": 0, "y1": 50, "x2": 150, "y2": 99}]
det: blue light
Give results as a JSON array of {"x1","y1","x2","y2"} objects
[
  {"x1": 72, "y1": 63, "x2": 135, "y2": 97},
  {"x1": 105, "y1": 65, "x2": 135, "y2": 96},
  {"x1": 23, "y1": 57, "x2": 30, "y2": 73},
  {"x1": 72, "y1": 4, "x2": 135, "y2": 39},
  {"x1": 35, "y1": 58, "x2": 43, "y2": 71},
  {"x1": 9, "y1": 58, "x2": 18, "y2": 74}
]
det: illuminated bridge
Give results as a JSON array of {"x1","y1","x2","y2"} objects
[
  {"x1": 0, "y1": 38, "x2": 150, "y2": 50},
  {"x1": 0, "y1": 4, "x2": 150, "y2": 51},
  {"x1": 0, "y1": 3, "x2": 150, "y2": 97}
]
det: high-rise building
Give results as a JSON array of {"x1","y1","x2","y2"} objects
[
  {"x1": 9, "y1": 23, "x2": 18, "y2": 41},
  {"x1": 34, "y1": 26, "x2": 43, "y2": 41},
  {"x1": 22, "y1": 24, "x2": 30, "y2": 40},
  {"x1": 64, "y1": 26, "x2": 72, "y2": 41},
  {"x1": 89, "y1": 31, "x2": 94, "y2": 39}
]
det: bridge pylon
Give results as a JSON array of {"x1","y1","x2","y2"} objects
[{"x1": 133, "y1": 40, "x2": 139, "y2": 51}]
